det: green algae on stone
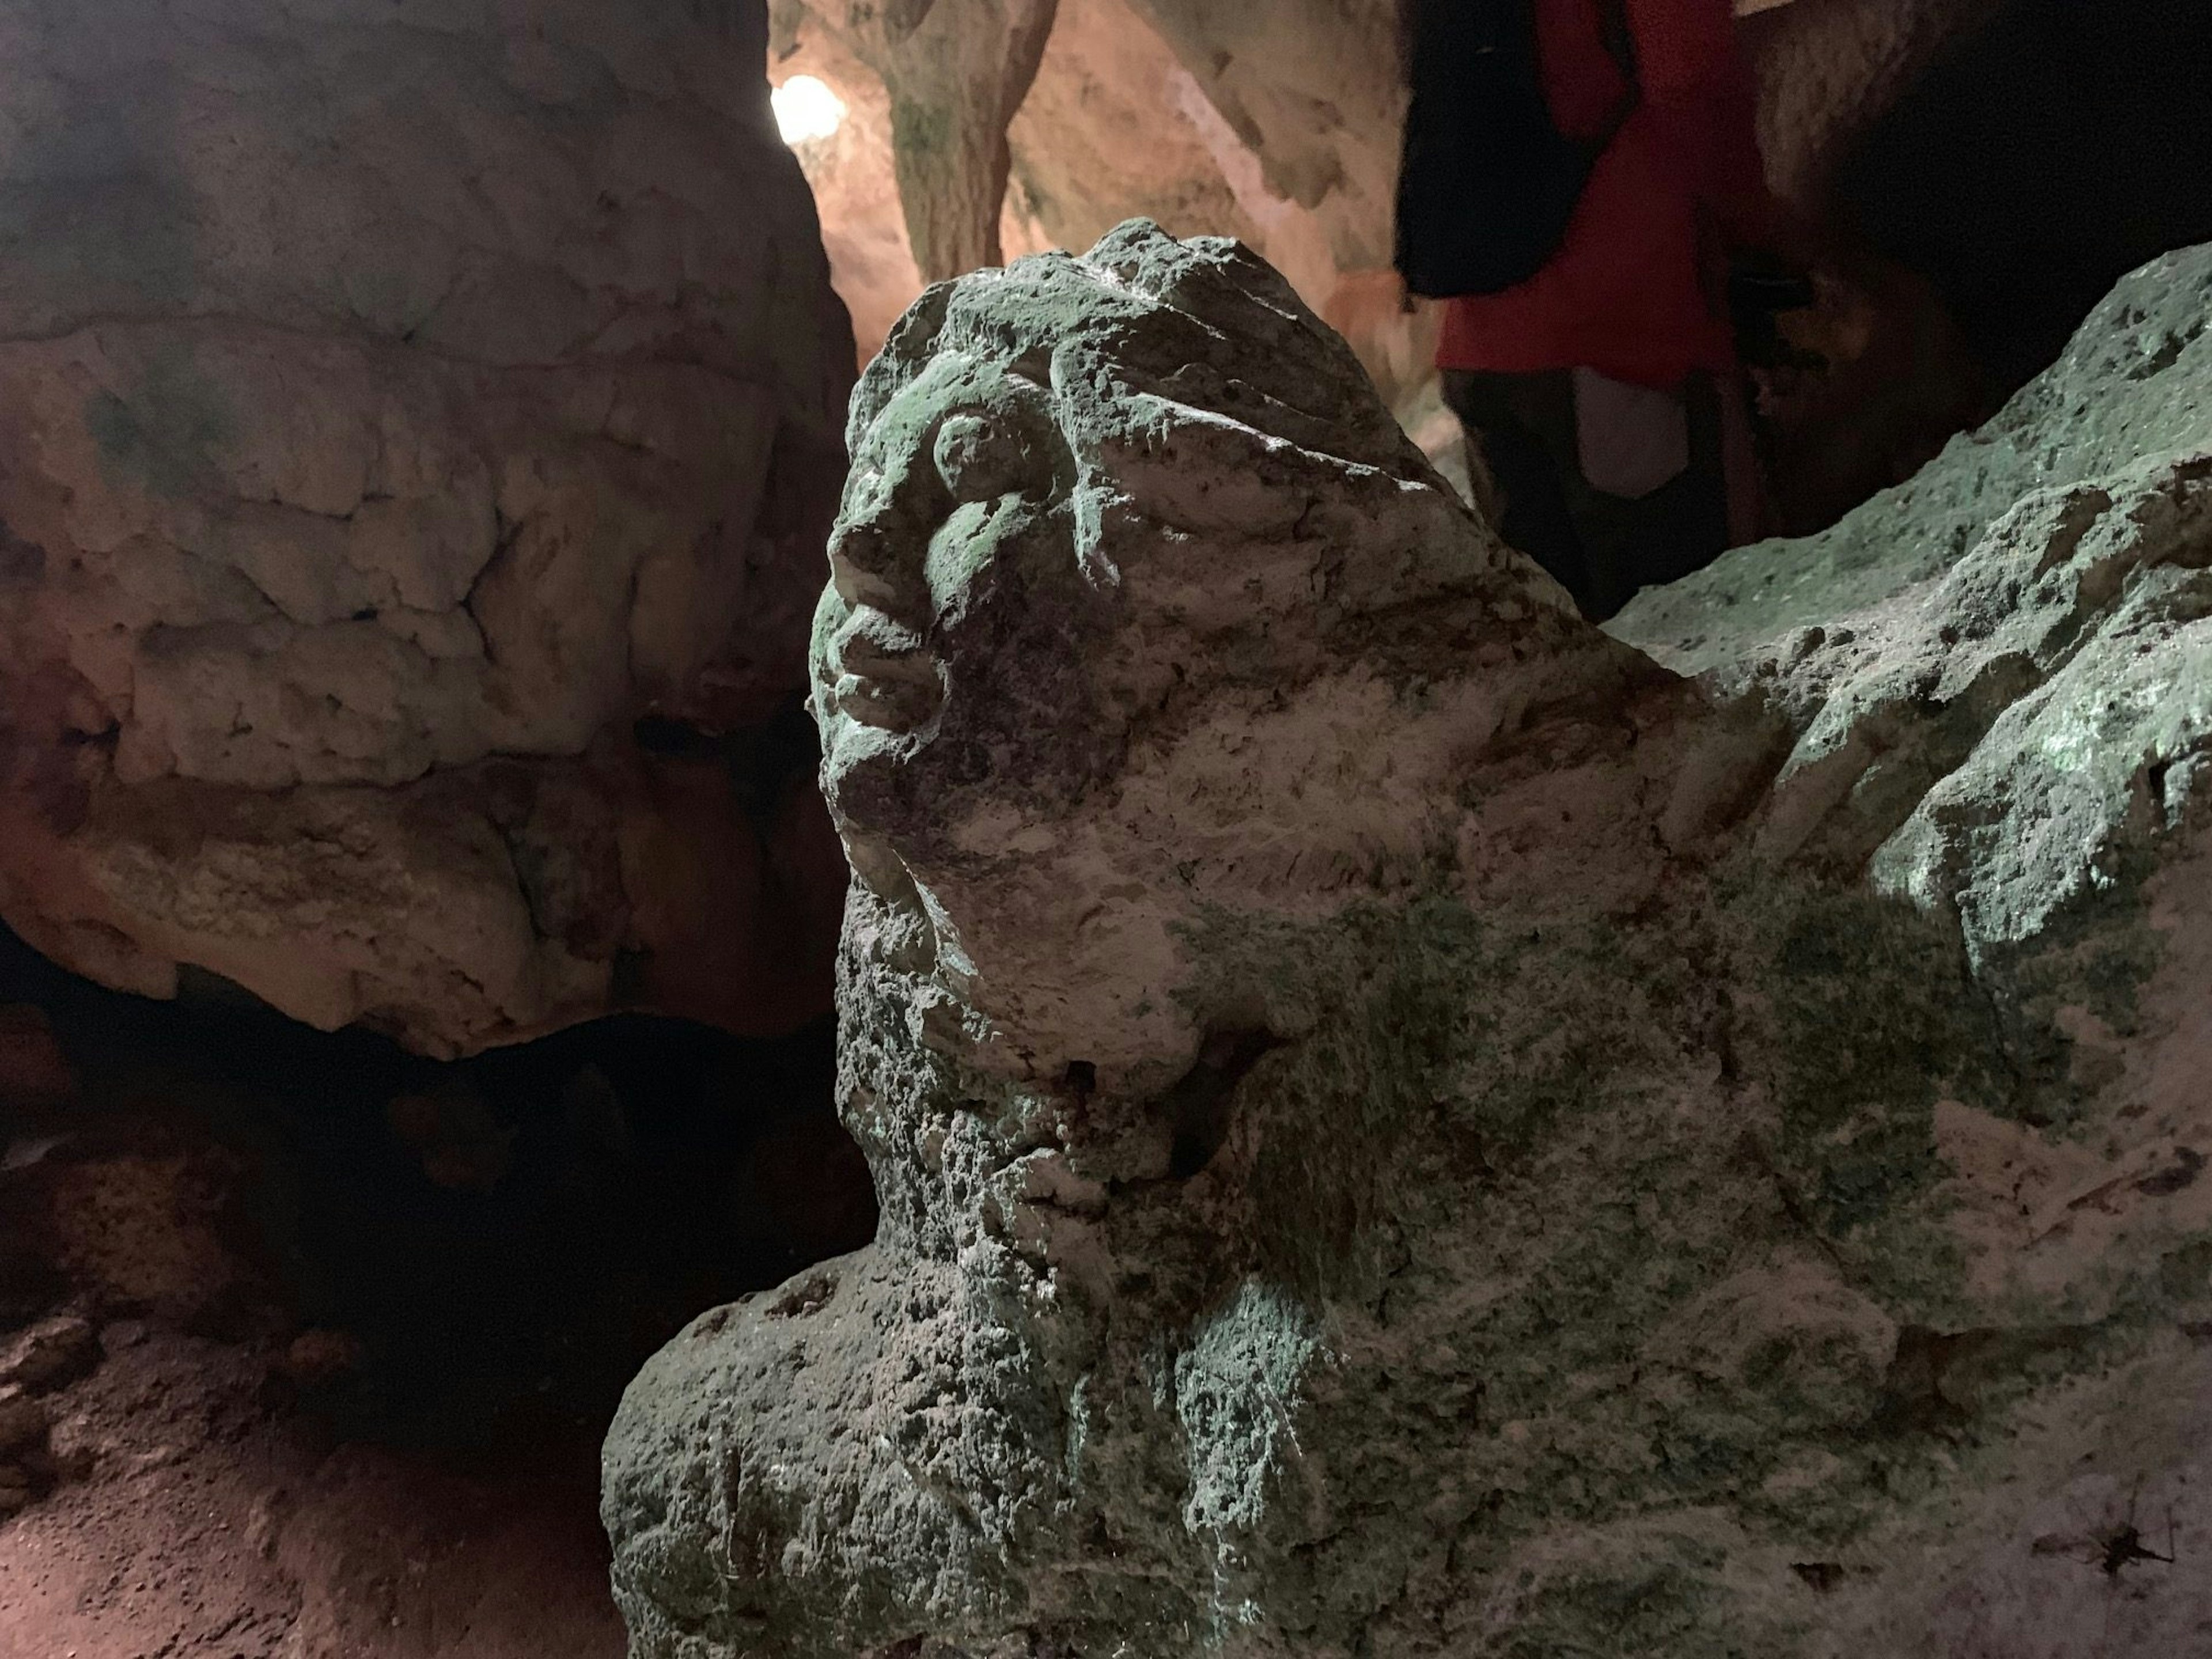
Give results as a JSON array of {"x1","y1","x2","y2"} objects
[{"x1": 607, "y1": 229, "x2": 2212, "y2": 1659}]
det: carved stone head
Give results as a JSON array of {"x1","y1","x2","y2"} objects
[
  {"x1": 613, "y1": 230, "x2": 2212, "y2": 1659},
  {"x1": 810, "y1": 221, "x2": 1606, "y2": 1079}
]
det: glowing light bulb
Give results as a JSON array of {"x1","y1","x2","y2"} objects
[{"x1": 772, "y1": 76, "x2": 846, "y2": 147}]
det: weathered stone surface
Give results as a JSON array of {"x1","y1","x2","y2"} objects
[
  {"x1": 607, "y1": 226, "x2": 2212, "y2": 1656},
  {"x1": 0, "y1": 1388, "x2": 47, "y2": 1457},
  {"x1": 0, "y1": 1313, "x2": 98, "y2": 1394},
  {"x1": 0, "y1": 0, "x2": 853, "y2": 1054},
  {"x1": 607, "y1": 219, "x2": 1603, "y2": 1655},
  {"x1": 1003, "y1": 0, "x2": 1265, "y2": 264},
  {"x1": 1123, "y1": 0, "x2": 1404, "y2": 274},
  {"x1": 1614, "y1": 243, "x2": 2212, "y2": 674},
  {"x1": 791, "y1": 0, "x2": 1061, "y2": 282},
  {"x1": 1741, "y1": 0, "x2": 2008, "y2": 208}
]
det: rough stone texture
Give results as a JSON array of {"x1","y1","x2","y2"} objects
[
  {"x1": 1615, "y1": 243, "x2": 2212, "y2": 672},
  {"x1": 1740, "y1": 0, "x2": 2007, "y2": 209},
  {"x1": 0, "y1": 1325, "x2": 632, "y2": 1658},
  {"x1": 0, "y1": 1313, "x2": 98, "y2": 1393},
  {"x1": 787, "y1": 0, "x2": 1061, "y2": 282},
  {"x1": 1002, "y1": 0, "x2": 1263, "y2": 263},
  {"x1": 1122, "y1": 0, "x2": 1404, "y2": 275},
  {"x1": 0, "y1": 892, "x2": 873, "y2": 1656},
  {"x1": 605, "y1": 225, "x2": 2212, "y2": 1656},
  {"x1": 0, "y1": 0, "x2": 854, "y2": 1055}
]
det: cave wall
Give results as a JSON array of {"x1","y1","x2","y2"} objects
[
  {"x1": 1738, "y1": 0, "x2": 2009, "y2": 208},
  {"x1": 1003, "y1": 0, "x2": 1278, "y2": 282},
  {"x1": 1726, "y1": 0, "x2": 2212, "y2": 533},
  {"x1": 770, "y1": 0, "x2": 1360, "y2": 381},
  {"x1": 0, "y1": 0, "x2": 855, "y2": 1057},
  {"x1": 1121, "y1": 0, "x2": 1406, "y2": 275},
  {"x1": 780, "y1": 0, "x2": 1061, "y2": 283},
  {"x1": 0, "y1": 908, "x2": 873, "y2": 1657},
  {"x1": 774, "y1": 0, "x2": 2212, "y2": 541},
  {"x1": 772, "y1": 0, "x2": 2029, "y2": 520}
]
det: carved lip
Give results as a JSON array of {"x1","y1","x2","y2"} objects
[{"x1": 829, "y1": 607, "x2": 943, "y2": 734}]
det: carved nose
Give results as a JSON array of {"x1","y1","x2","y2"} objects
[
  {"x1": 827, "y1": 499, "x2": 923, "y2": 622},
  {"x1": 828, "y1": 517, "x2": 888, "y2": 599}
]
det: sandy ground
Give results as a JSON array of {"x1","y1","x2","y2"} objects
[
  {"x1": 0, "y1": 1322, "x2": 626, "y2": 1659},
  {"x1": 0, "y1": 940, "x2": 872, "y2": 1659}
]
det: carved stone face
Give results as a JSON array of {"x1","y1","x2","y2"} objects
[
  {"x1": 809, "y1": 350, "x2": 1103, "y2": 885},
  {"x1": 803, "y1": 224, "x2": 1570, "y2": 1073}
]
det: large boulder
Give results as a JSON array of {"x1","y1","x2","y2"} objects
[
  {"x1": 1614, "y1": 244, "x2": 2212, "y2": 672},
  {"x1": 0, "y1": 0, "x2": 854, "y2": 1054},
  {"x1": 604, "y1": 225, "x2": 2212, "y2": 1656}
]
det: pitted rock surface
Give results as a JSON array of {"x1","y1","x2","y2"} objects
[
  {"x1": 1613, "y1": 244, "x2": 2212, "y2": 676},
  {"x1": 794, "y1": 0, "x2": 1062, "y2": 282},
  {"x1": 0, "y1": 0, "x2": 853, "y2": 1053},
  {"x1": 604, "y1": 225, "x2": 2212, "y2": 1657}
]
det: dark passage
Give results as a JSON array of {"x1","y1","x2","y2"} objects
[
  {"x1": 1839, "y1": 0, "x2": 2212, "y2": 407},
  {"x1": 0, "y1": 922, "x2": 873, "y2": 1471}
]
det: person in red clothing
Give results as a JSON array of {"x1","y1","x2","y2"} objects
[{"x1": 1435, "y1": 0, "x2": 1785, "y2": 621}]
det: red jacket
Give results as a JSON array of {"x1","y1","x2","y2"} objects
[{"x1": 1434, "y1": 0, "x2": 1772, "y2": 388}]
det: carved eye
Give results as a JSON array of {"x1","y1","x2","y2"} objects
[{"x1": 933, "y1": 413, "x2": 1032, "y2": 504}]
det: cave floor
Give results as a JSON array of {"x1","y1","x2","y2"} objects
[{"x1": 0, "y1": 1324, "x2": 625, "y2": 1659}]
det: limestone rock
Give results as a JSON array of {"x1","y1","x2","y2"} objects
[
  {"x1": 1613, "y1": 243, "x2": 2212, "y2": 675},
  {"x1": 0, "y1": 1382, "x2": 48, "y2": 1517},
  {"x1": 0, "y1": 1314, "x2": 98, "y2": 1394},
  {"x1": 1124, "y1": 0, "x2": 1404, "y2": 274},
  {"x1": 792, "y1": 0, "x2": 1062, "y2": 281},
  {"x1": 1742, "y1": 0, "x2": 2009, "y2": 208},
  {"x1": 771, "y1": 26, "x2": 934, "y2": 366},
  {"x1": 0, "y1": 1389, "x2": 46, "y2": 1457},
  {"x1": 607, "y1": 226, "x2": 2212, "y2": 1656},
  {"x1": 1003, "y1": 0, "x2": 1264, "y2": 264},
  {"x1": 0, "y1": 0, "x2": 854, "y2": 1054}
]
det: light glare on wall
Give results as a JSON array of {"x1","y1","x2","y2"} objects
[{"x1": 772, "y1": 75, "x2": 846, "y2": 147}]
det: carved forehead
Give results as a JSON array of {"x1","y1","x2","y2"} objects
[
  {"x1": 850, "y1": 350, "x2": 1057, "y2": 461},
  {"x1": 848, "y1": 260, "x2": 1130, "y2": 452},
  {"x1": 848, "y1": 221, "x2": 1428, "y2": 482}
]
